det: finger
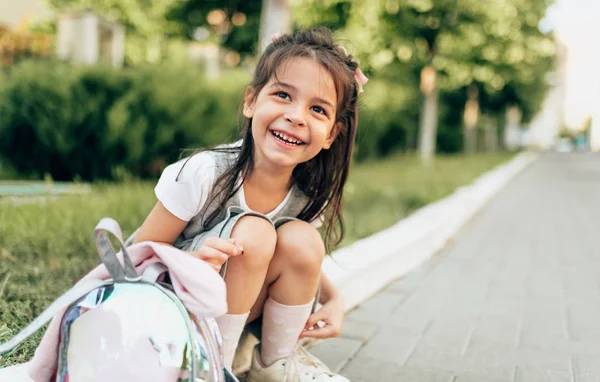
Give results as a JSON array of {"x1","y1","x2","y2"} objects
[
  {"x1": 305, "y1": 312, "x2": 326, "y2": 329},
  {"x1": 228, "y1": 237, "x2": 244, "y2": 255},
  {"x1": 192, "y1": 246, "x2": 229, "y2": 265},
  {"x1": 204, "y1": 237, "x2": 243, "y2": 257},
  {"x1": 300, "y1": 325, "x2": 340, "y2": 339}
]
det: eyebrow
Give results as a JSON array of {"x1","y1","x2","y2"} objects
[{"x1": 270, "y1": 81, "x2": 335, "y2": 110}]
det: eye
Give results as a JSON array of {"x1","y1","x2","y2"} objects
[
  {"x1": 276, "y1": 91, "x2": 291, "y2": 100},
  {"x1": 311, "y1": 106, "x2": 327, "y2": 115}
]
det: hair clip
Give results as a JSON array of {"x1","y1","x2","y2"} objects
[
  {"x1": 270, "y1": 32, "x2": 283, "y2": 42},
  {"x1": 354, "y1": 68, "x2": 368, "y2": 94}
]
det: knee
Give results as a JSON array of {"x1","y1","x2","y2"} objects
[
  {"x1": 275, "y1": 221, "x2": 325, "y2": 277},
  {"x1": 230, "y1": 215, "x2": 277, "y2": 270}
]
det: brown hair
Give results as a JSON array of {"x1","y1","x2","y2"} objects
[{"x1": 182, "y1": 27, "x2": 361, "y2": 251}]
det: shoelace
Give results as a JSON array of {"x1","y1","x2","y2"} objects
[{"x1": 283, "y1": 343, "x2": 335, "y2": 381}]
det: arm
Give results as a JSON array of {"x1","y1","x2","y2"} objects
[
  {"x1": 318, "y1": 272, "x2": 343, "y2": 306},
  {"x1": 300, "y1": 271, "x2": 345, "y2": 339},
  {"x1": 133, "y1": 201, "x2": 241, "y2": 271},
  {"x1": 133, "y1": 201, "x2": 188, "y2": 245}
]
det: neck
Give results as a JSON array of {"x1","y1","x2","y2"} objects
[{"x1": 246, "y1": 160, "x2": 294, "y2": 193}]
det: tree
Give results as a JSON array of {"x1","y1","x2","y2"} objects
[
  {"x1": 344, "y1": 0, "x2": 554, "y2": 158},
  {"x1": 165, "y1": 0, "x2": 262, "y2": 57},
  {"x1": 258, "y1": 0, "x2": 291, "y2": 53}
]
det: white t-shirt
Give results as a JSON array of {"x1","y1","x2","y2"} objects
[{"x1": 154, "y1": 152, "x2": 324, "y2": 228}]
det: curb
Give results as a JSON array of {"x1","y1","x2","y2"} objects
[{"x1": 324, "y1": 151, "x2": 538, "y2": 313}]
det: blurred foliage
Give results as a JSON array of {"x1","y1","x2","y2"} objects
[
  {"x1": 45, "y1": 0, "x2": 186, "y2": 65},
  {"x1": 0, "y1": 25, "x2": 53, "y2": 66},
  {"x1": 0, "y1": 59, "x2": 246, "y2": 181},
  {"x1": 0, "y1": 58, "x2": 440, "y2": 181},
  {"x1": 165, "y1": 0, "x2": 262, "y2": 57},
  {"x1": 17, "y1": 0, "x2": 555, "y2": 174},
  {"x1": 342, "y1": 0, "x2": 554, "y2": 124}
]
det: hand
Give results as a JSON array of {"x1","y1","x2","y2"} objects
[
  {"x1": 187, "y1": 237, "x2": 244, "y2": 272},
  {"x1": 300, "y1": 295, "x2": 344, "y2": 339}
]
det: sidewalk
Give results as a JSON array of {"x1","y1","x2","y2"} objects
[{"x1": 310, "y1": 152, "x2": 600, "y2": 382}]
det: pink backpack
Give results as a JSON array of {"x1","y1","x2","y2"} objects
[{"x1": 0, "y1": 218, "x2": 238, "y2": 382}]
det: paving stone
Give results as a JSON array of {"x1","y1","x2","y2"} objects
[
  {"x1": 342, "y1": 355, "x2": 453, "y2": 382},
  {"x1": 339, "y1": 318, "x2": 378, "y2": 342},
  {"x1": 572, "y1": 354, "x2": 600, "y2": 381},
  {"x1": 308, "y1": 337, "x2": 363, "y2": 373},
  {"x1": 467, "y1": 313, "x2": 520, "y2": 349},
  {"x1": 340, "y1": 355, "x2": 407, "y2": 382},
  {"x1": 515, "y1": 366, "x2": 573, "y2": 382},
  {"x1": 345, "y1": 290, "x2": 408, "y2": 324},
  {"x1": 404, "y1": 343, "x2": 464, "y2": 374},
  {"x1": 454, "y1": 375, "x2": 510, "y2": 382},
  {"x1": 513, "y1": 347, "x2": 572, "y2": 373},
  {"x1": 354, "y1": 326, "x2": 422, "y2": 365}
]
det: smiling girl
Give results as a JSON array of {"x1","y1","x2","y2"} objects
[{"x1": 133, "y1": 27, "x2": 367, "y2": 381}]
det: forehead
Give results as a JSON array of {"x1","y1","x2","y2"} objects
[{"x1": 273, "y1": 57, "x2": 337, "y2": 100}]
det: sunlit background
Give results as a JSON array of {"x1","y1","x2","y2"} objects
[
  {"x1": 542, "y1": 0, "x2": 600, "y2": 130},
  {"x1": 0, "y1": 0, "x2": 599, "y2": 182}
]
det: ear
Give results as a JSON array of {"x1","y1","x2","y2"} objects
[
  {"x1": 323, "y1": 122, "x2": 343, "y2": 150},
  {"x1": 242, "y1": 87, "x2": 256, "y2": 119}
]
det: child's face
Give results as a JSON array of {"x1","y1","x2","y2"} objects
[{"x1": 243, "y1": 57, "x2": 340, "y2": 171}]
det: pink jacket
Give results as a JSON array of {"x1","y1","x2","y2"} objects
[{"x1": 27, "y1": 241, "x2": 227, "y2": 381}]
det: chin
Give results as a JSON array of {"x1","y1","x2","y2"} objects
[{"x1": 265, "y1": 152, "x2": 300, "y2": 168}]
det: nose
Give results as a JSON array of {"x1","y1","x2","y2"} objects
[{"x1": 284, "y1": 104, "x2": 306, "y2": 127}]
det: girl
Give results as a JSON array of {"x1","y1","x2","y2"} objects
[{"x1": 133, "y1": 27, "x2": 367, "y2": 382}]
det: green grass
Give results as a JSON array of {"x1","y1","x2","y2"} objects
[{"x1": 0, "y1": 152, "x2": 513, "y2": 366}]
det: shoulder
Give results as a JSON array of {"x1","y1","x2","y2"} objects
[
  {"x1": 154, "y1": 152, "x2": 218, "y2": 221},
  {"x1": 162, "y1": 151, "x2": 217, "y2": 184}
]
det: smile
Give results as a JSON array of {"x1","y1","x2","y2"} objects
[{"x1": 271, "y1": 130, "x2": 306, "y2": 146}]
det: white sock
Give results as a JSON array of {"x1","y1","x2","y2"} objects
[
  {"x1": 260, "y1": 297, "x2": 313, "y2": 366},
  {"x1": 215, "y1": 312, "x2": 249, "y2": 369}
]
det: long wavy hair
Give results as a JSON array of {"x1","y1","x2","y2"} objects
[{"x1": 180, "y1": 27, "x2": 361, "y2": 251}]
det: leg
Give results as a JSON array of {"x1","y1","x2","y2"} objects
[
  {"x1": 215, "y1": 215, "x2": 277, "y2": 369},
  {"x1": 250, "y1": 221, "x2": 325, "y2": 371},
  {"x1": 247, "y1": 221, "x2": 350, "y2": 380},
  {"x1": 247, "y1": 220, "x2": 325, "y2": 322},
  {"x1": 224, "y1": 215, "x2": 278, "y2": 314}
]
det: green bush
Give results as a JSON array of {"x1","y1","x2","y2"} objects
[
  {"x1": 0, "y1": 60, "x2": 133, "y2": 181},
  {"x1": 0, "y1": 60, "x2": 247, "y2": 181},
  {"x1": 107, "y1": 64, "x2": 246, "y2": 177},
  {"x1": 0, "y1": 59, "x2": 478, "y2": 180}
]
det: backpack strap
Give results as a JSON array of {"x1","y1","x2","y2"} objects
[
  {"x1": 93, "y1": 218, "x2": 139, "y2": 282},
  {"x1": 0, "y1": 279, "x2": 110, "y2": 356},
  {"x1": 141, "y1": 262, "x2": 168, "y2": 283}
]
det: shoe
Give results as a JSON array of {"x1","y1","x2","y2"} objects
[{"x1": 246, "y1": 344, "x2": 350, "y2": 382}]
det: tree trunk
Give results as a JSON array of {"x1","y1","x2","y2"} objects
[
  {"x1": 463, "y1": 85, "x2": 479, "y2": 154},
  {"x1": 463, "y1": 125, "x2": 477, "y2": 154},
  {"x1": 258, "y1": 0, "x2": 291, "y2": 54},
  {"x1": 503, "y1": 106, "x2": 522, "y2": 151},
  {"x1": 484, "y1": 115, "x2": 498, "y2": 152},
  {"x1": 418, "y1": 66, "x2": 438, "y2": 164}
]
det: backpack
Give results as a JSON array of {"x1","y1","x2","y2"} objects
[{"x1": 0, "y1": 218, "x2": 238, "y2": 382}]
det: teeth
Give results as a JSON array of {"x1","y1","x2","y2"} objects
[{"x1": 273, "y1": 131, "x2": 303, "y2": 145}]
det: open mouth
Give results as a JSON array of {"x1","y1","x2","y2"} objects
[{"x1": 271, "y1": 130, "x2": 306, "y2": 146}]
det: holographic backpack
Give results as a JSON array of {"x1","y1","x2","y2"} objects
[{"x1": 0, "y1": 218, "x2": 238, "y2": 382}]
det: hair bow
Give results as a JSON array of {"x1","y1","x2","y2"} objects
[
  {"x1": 338, "y1": 44, "x2": 368, "y2": 93},
  {"x1": 354, "y1": 68, "x2": 368, "y2": 94}
]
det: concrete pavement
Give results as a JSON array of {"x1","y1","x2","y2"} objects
[{"x1": 310, "y1": 153, "x2": 600, "y2": 382}]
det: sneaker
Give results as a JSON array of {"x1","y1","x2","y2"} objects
[{"x1": 246, "y1": 344, "x2": 350, "y2": 382}]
